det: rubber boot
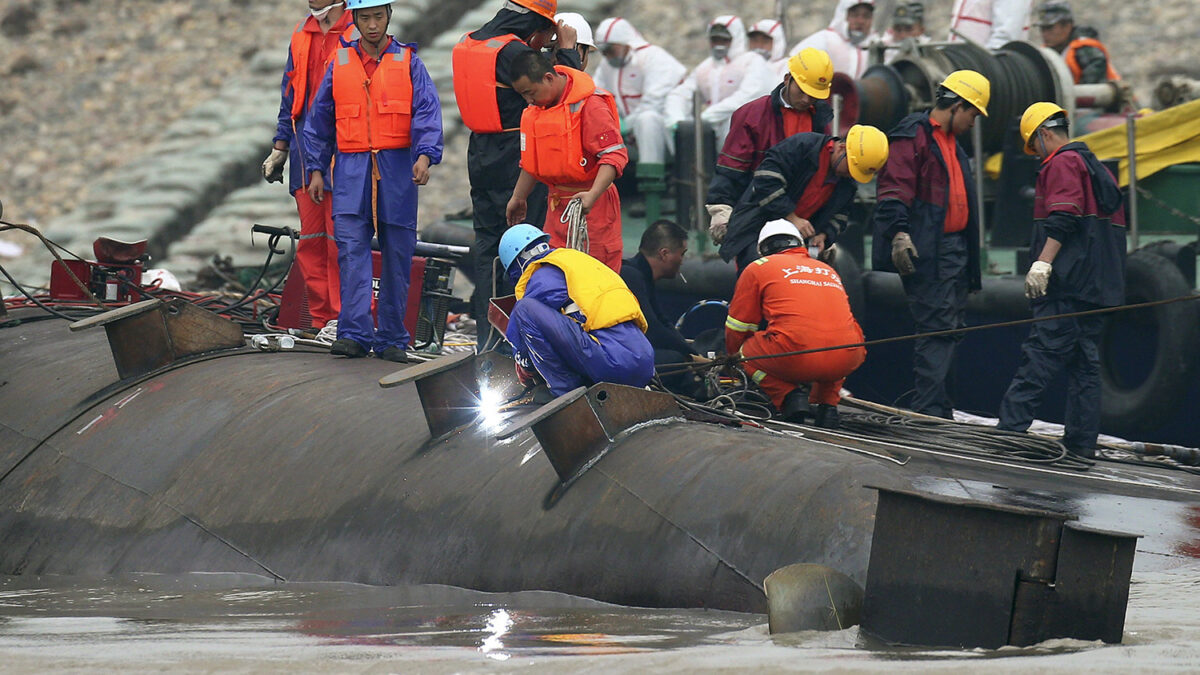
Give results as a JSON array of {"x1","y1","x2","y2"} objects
[
  {"x1": 637, "y1": 163, "x2": 666, "y2": 223},
  {"x1": 780, "y1": 385, "x2": 811, "y2": 424},
  {"x1": 813, "y1": 404, "x2": 840, "y2": 429}
]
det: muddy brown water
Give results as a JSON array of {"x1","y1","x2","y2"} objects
[{"x1": 0, "y1": 567, "x2": 1196, "y2": 672}]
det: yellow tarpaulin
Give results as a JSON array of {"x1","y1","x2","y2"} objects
[{"x1": 984, "y1": 99, "x2": 1200, "y2": 185}]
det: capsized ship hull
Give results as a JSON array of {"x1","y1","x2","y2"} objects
[{"x1": 0, "y1": 309, "x2": 1196, "y2": 613}]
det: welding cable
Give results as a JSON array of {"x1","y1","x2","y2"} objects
[
  {"x1": 1, "y1": 220, "x2": 108, "y2": 308},
  {"x1": 0, "y1": 262, "x2": 87, "y2": 321},
  {"x1": 653, "y1": 291, "x2": 1200, "y2": 379}
]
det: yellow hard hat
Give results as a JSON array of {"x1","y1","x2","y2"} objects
[
  {"x1": 940, "y1": 69, "x2": 990, "y2": 117},
  {"x1": 845, "y1": 124, "x2": 889, "y2": 183},
  {"x1": 512, "y1": 0, "x2": 557, "y2": 22},
  {"x1": 787, "y1": 48, "x2": 834, "y2": 100},
  {"x1": 1020, "y1": 101, "x2": 1068, "y2": 155}
]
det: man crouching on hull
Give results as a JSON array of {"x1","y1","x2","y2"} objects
[
  {"x1": 499, "y1": 224, "x2": 654, "y2": 396},
  {"x1": 725, "y1": 220, "x2": 867, "y2": 428}
]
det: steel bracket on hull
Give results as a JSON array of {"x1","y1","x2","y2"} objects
[
  {"x1": 498, "y1": 383, "x2": 683, "y2": 495},
  {"x1": 379, "y1": 351, "x2": 523, "y2": 440},
  {"x1": 68, "y1": 298, "x2": 244, "y2": 379},
  {"x1": 861, "y1": 486, "x2": 1139, "y2": 649}
]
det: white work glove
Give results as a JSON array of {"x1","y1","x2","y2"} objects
[
  {"x1": 1025, "y1": 260, "x2": 1053, "y2": 299},
  {"x1": 262, "y1": 148, "x2": 287, "y2": 183},
  {"x1": 890, "y1": 232, "x2": 918, "y2": 276},
  {"x1": 705, "y1": 204, "x2": 732, "y2": 244}
]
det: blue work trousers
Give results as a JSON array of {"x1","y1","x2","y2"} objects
[
  {"x1": 508, "y1": 298, "x2": 655, "y2": 396},
  {"x1": 334, "y1": 214, "x2": 416, "y2": 352},
  {"x1": 997, "y1": 297, "x2": 1104, "y2": 452},
  {"x1": 901, "y1": 232, "x2": 969, "y2": 418}
]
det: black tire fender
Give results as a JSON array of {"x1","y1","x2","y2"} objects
[{"x1": 1100, "y1": 250, "x2": 1199, "y2": 436}]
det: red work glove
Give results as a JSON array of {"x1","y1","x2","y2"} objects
[{"x1": 515, "y1": 361, "x2": 539, "y2": 387}]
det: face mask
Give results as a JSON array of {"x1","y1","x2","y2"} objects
[
  {"x1": 311, "y1": 2, "x2": 344, "y2": 19},
  {"x1": 605, "y1": 54, "x2": 626, "y2": 69},
  {"x1": 751, "y1": 47, "x2": 771, "y2": 59},
  {"x1": 710, "y1": 44, "x2": 730, "y2": 61},
  {"x1": 848, "y1": 30, "x2": 866, "y2": 45}
]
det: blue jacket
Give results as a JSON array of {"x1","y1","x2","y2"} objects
[
  {"x1": 507, "y1": 256, "x2": 654, "y2": 391},
  {"x1": 301, "y1": 38, "x2": 444, "y2": 223},
  {"x1": 872, "y1": 112, "x2": 982, "y2": 290}
]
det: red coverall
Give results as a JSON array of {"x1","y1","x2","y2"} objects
[
  {"x1": 274, "y1": 13, "x2": 353, "y2": 326},
  {"x1": 534, "y1": 77, "x2": 628, "y2": 272},
  {"x1": 724, "y1": 246, "x2": 866, "y2": 408}
]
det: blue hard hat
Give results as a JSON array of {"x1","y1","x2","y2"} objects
[
  {"x1": 346, "y1": 0, "x2": 392, "y2": 9},
  {"x1": 499, "y1": 224, "x2": 550, "y2": 271}
]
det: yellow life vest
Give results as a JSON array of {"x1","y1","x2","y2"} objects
[{"x1": 515, "y1": 248, "x2": 648, "y2": 333}]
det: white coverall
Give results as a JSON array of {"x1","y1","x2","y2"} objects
[
  {"x1": 593, "y1": 17, "x2": 687, "y2": 165},
  {"x1": 790, "y1": 0, "x2": 875, "y2": 80},
  {"x1": 947, "y1": 0, "x2": 1033, "y2": 49},
  {"x1": 665, "y1": 15, "x2": 777, "y2": 148},
  {"x1": 747, "y1": 18, "x2": 789, "y2": 79}
]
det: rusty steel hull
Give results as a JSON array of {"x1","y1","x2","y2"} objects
[
  {"x1": 1, "y1": 310, "x2": 1197, "y2": 613},
  {"x1": 0, "y1": 311, "x2": 902, "y2": 612}
]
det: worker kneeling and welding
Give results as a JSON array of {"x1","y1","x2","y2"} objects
[
  {"x1": 500, "y1": 224, "x2": 655, "y2": 396},
  {"x1": 725, "y1": 219, "x2": 866, "y2": 428}
]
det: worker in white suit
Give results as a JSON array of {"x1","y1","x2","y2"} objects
[
  {"x1": 947, "y1": 0, "x2": 1033, "y2": 50},
  {"x1": 665, "y1": 15, "x2": 777, "y2": 148},
  {"x1": 747, "y1": 18, "x2": 789, "y2": 78},
  {"x1": 790, "y1": 0, "x2": 876, "y2": 80},
  {"x1": 593, "y1": 16, "x2": 687, "y2": 220}
]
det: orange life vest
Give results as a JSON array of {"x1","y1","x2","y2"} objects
[
  {"x1": 452, "y1": 33, "x2": 521, "y2": 133},
  {"x1": 519, "y1": 67, "x2": 619, "y2": 186},
  {"x1": 1064, "y1": 37, "x2": 1120, "y2": 83},
  {"x1": 330, "y1": 45, "x2": 413, "y2": 153},
  {"x1": 287, "y1": 16, "x2": 357, "y2": 119}
]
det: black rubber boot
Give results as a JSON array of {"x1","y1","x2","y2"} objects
[
  {"x1": 780, "y1": 386, "x2": 811, "y2": 423},
  {"x1": 813, "y1": 404, "x2": 840, "y2": 429},
  {"x1": 330, "y1": 338, "x2": 367, "y2": 358},
  {"x1": 377, "y1": 346, "x2": 409, "y2": 363}
]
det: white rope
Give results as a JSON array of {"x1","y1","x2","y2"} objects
[{"x1": 560, "y1": 197, "x2": 589, "y2": 255}]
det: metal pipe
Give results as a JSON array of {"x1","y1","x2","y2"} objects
[
  {"x1": 693, "y1": 89, "x2": 706, "y2": 232},
  {"x1": 1127, "y1": 113, "x2": 1139, "y2": 250},
  {"x1": 973, "y1": 121, "x2": 987, "y2": 257},
  {"x1": 832, "y1": 93, "x2": 843, "y2": 135}
]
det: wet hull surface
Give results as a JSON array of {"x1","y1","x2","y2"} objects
[{"x1": 0, "y1": 310, "x2": 1196, "y2": 613}]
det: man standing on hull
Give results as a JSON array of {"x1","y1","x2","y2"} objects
[
  {"x1": 997, "y1": 102, "x2": 1126, "y2": 458},
  {"x1": 705, "y1": 47, "x2": 835, "y2": 246},
  {"x1": 302, "y1": 0, "x2": 444, "y2": 361},
  {"x1": 451, "y1": 0, "x2": 580, "y2": 348},
  {"x1": 264, "y1": 0, "x2": 357, "y2": 328},
  {"x1": 872, "y1": 70, "x2": 989, "y2": 418}
]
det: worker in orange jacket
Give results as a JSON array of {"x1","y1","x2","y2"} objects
[
  {"x1": 505, "y1": 50, "x2": 628, "y2": 272},
  {"x1": 725, "y1": 219, "x2": 866, "y2": 428},
  {"x1": 452, "y1": 0, "x2": 580, "y2": 347},
  {"x1": 264, "y1": 0, "x2": 357, "y2": 327}
]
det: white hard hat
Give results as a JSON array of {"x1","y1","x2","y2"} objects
[
  {"x1": 555, "y1": 12, "x2": 595, "y2": 49},
  {"x1": 757, "y1": 219, "x2": 803, "y2": 255}
]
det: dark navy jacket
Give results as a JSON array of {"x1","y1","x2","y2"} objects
[
  {"x1": 619, "y1": 253, "x2": 696, "y2": 356},
  {"x1": 871, "y1": 112, "x2": 982, "y2": 291},
  {"x1": 706, "y1": 83, "x2": 834, "y2": 207},
  {"x1": 1032, "y1": 141, "x2": 1127, "y2": 307},
  {"x1": 719, "y1": 133, "x2": 856, "y2": 266}
]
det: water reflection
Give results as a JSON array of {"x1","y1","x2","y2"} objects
[{"x1": 479, "y1": 607, "x2": 512, "y2": 660}]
